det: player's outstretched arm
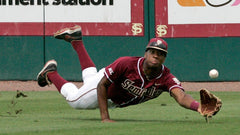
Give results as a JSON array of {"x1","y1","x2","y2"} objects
[
  {"x1": 97, "y1": 76, "x2": 115, "y2": 123},
  {"x1": 171, "y1": 88, "x2": 201, "y2": 113}
]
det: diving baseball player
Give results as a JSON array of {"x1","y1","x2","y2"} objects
[{"x1": 37, "y1": 25, "x2": 219, "y2": 123}]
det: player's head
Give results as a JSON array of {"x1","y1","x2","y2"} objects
[{"x1": 145, "y1": 38, "x2": 168, "y2": 57}]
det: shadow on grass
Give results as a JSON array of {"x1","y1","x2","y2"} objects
[{"x1": 64, "y1": 117, "x2": 221, "y2": 124}]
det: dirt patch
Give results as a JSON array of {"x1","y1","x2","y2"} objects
[
  {"x1": 0, "y1": 81, "x2": 239, "y2": 92},
  {"x1": 182, "y1": 82, "x2": 240, "y2": 91},
  {"x1": 0, "y1": 81, "x2": 82, "y2": 91}
]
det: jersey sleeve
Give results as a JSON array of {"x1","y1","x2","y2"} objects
[
  {"x1": 164, "y1": 73, "x2": 184, "y2": 93},
  {"x1": 104, "y1": 57, "x2": 127, "y2": 83}
]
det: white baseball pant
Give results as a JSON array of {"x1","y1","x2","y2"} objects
[{"x1": 60, "y1": 67, "x2": 116, "y2": 109}]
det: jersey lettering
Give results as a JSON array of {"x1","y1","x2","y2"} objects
[{"x1": 121, "y1": 79, "x2": 163, "y2": 98}]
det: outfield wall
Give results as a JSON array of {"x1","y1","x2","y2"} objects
[{"x1": 0, "y1": 0, "x2": 239, "y2": 81}]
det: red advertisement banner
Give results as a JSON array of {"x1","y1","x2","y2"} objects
[{"x1": 0, "y1": 0, "x2": 144, "y2": 36}]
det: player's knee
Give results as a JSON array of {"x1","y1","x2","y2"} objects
[
  {"x1": 60, "y1": 82, "x2": 79, "y2": 99},
  {"x1": 82, "y1": 67, "x2": 97, "y2": 82},
  {"x1": 68, "y1": 101, "x2": 98, "y2": 109}
]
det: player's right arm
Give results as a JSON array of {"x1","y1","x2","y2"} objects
[
  {"x1": 97, "y1": 76, "x2": 115, "y2": 123},
  {"x1": 97, "y1": 57, "x2": 129, "y2": 122}
]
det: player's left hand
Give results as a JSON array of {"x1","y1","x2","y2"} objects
[{"x1": 199, "y1": 89, "x2": 222, "y2": 118}]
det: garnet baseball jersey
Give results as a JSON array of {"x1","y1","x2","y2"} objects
[{"x1": 104, "y1": 56, "x2": 183, "y2": 107}]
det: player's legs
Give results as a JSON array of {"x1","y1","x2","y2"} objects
[
  {"x1": 37, "y1": 61, "x2": 115, "y2": 109},
  {"x1": 53, "y1": 25, "x2": 99, "y2": 108},
  {"x1": 54, "y1": 25, "x2": 95, "y2": 73},
  {"x1": 37, "y1": 59, "x2": 100, "y2": 109},
  {"x1": 61, "y1": 68, "x2": 116, "y2": 109},
  {"x1": 37, "y1": 26, "x2": 115, "y2": 109},
  {"x1": 70, "y1": 40, "x2": 98, "y2": 83},
  {"x1": 61, "y1": 68, "x2": 103, "y2": 109}
]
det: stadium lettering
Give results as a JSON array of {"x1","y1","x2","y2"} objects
[
  {"x1": 0, "y1": 0, "x2": 48, "y2": 5},
  {"x1": 52, "y1": 0, "x2": 114, "y2": 5},
  {"x1": 0, "y1": 0, "x2": 113, "y2": 5}
]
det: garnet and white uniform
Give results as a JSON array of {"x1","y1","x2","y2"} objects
[
  {"x1": 105, "y1": 56, "x2": 183, "y2": 107},
  {"x1": 60, "y1": 56, "x2": 183, "y2": 109},
  {"x1": 39, "y1": 27, "x2": 204, "y2": 118}
]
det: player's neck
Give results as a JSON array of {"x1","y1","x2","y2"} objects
[{"x1": 142, "y1": 64, "x2": 162, "y2": 80}]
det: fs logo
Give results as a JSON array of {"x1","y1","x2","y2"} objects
[
  {"x1": 132, "y1": 23, "x2": 143, "y2": 35},
  {"x1": 156, "y1": 25, "x2": 167, "y2": 37},
  {"x1": 178, "y1": 0, "x2": 240, "y2": 7}
]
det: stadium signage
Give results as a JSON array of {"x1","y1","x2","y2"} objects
[
  {"x1": 0, "y1": 0, "x2": 114, "y2": 6},
  {"x1": 155, "y1": 0, "x2": 240, "y2": 37},
  {"x1": 177, "y1": 0, "x2": 240, "y2": 7},
  {"x1": 0, "y1": 0, "x2": 144, "y2": 36}
]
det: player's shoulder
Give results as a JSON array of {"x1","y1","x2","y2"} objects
[
  {"x1": 162, "y1": 65, "x2": 179, "y2": 80},
  {"x1": 162, "y1": 65, "x2": 176, "y2": 78},
  {"x1": 163, "y1": 65, "x2": 170, "y2": 74}
]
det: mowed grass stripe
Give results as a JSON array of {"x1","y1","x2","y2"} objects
[{"x1": 0, "y1": 91, "x2": 239, "y2": 135}]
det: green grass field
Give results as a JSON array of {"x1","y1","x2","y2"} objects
[{"x1": 0, "y1": 91, "x2": 239, "y2": 135}]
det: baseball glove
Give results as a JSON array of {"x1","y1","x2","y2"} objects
[{"x1": 199, "y1": 88, "x2": 222, "y2": 118}]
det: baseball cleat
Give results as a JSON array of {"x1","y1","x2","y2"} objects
[
  {"x1": 37, "y1": 60, "x2": 57, "y2": 87},
  {"x1": 54, "y1": 25, "x2": 82, "y2": 42}
]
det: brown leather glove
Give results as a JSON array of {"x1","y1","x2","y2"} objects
[{"x1": 199, "y1": 89, "x2": 222, "y2": 118}]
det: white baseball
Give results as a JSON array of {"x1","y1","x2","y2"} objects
[{"x1": 209, "y1": 69, "x2": 219, "y2": 79}]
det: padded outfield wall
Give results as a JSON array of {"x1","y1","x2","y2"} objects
[{"x1": 0, "y1": 0, "x2": 239, "y2": 81}]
